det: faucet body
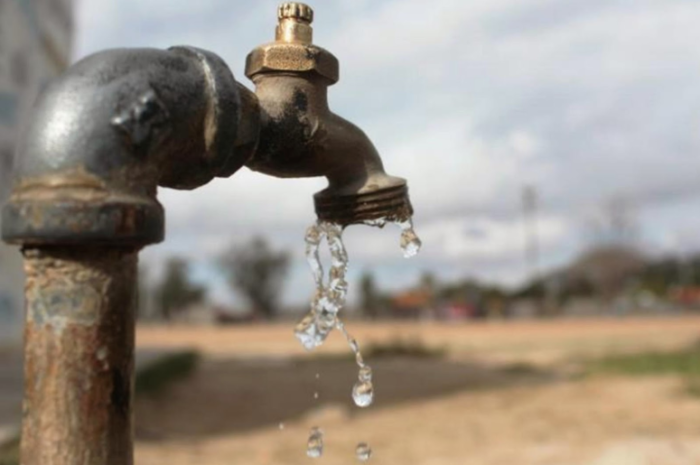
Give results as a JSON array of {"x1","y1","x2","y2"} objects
[
  {"x1": 244, "y1": 6, "x2": 413, "y2": 224},
  {"x1": 248, "y1": 74, "x2": 412, "y2": 223},
  {"x1": 0, "y1": 3, "x2": 414, "y2": 465}
]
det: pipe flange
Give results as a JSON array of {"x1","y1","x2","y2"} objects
[{"x1": 2, "y1": 195, "x2": 164, "y2": 247}]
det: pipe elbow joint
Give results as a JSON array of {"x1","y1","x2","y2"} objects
[{"x1": 2, "y1": 46, "x2": 249, "y2": 247}]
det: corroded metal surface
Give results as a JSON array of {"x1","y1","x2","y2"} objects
[{"x1": 21, "y1": 247, "x2": 137, "y2": 465}]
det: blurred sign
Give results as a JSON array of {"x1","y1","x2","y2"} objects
[{"x1": 0, "y1": 0, "x2": 73, "y2": 343}]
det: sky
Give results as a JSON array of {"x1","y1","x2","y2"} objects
[{"x1": 72, "y1": 0, "x2": 700, "y2": 309}]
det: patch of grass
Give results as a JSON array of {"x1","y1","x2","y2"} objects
[
  {"x1": 500, "y1": 362, "x2": 542, "y2": 376},
  {"x1": 0, "y1": 439, "x2": 18, "y2": 465},
  {"x1": 0, "y1": 350, "x2": 200, "y2": 465},
  {"x1": 364, "y1": 337, "x2": 447, "y2": 359},
  {"x1": 135, "y1": 350, "x2": 200, "y2": 397},
  {"x1": 685, "y1": 377, "x2": 700, "y2": 398},
  {"x1": 586, "y1": 342, "x2": 700, "y2": 400},
  {"x1": 587, "y1": 347, "x2": 700, "y2": 377}
]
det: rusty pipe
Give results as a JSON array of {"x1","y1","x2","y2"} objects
[
  {"x1": 1, "y1": 46, "x2": 248, "y2": 465},
  {"x1": 244, "y1": 3, "x2": 413, "y2": 225},
  {"x1": 21, "y1": 248, "x2": 137, "y2": 465}
]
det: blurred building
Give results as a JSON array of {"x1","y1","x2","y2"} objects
[
  {"x1": 390, "y1": 289, "x2": 439, "y2": 320},
  {"x1": 0, "y1": 0, "x2": 73, "y2": 343}
]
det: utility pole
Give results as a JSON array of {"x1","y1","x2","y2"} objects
[{"x1": 522, "y1": 185, "x2": 540, "y2": 283}]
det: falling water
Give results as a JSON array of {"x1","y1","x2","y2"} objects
[
  {"x1": 294, "y1": 216, "x2": 421, "y2": 459},
  {"x1": 294, "y1": 217, "x2": 421, "y2": 356},
  {"x1": 356, "y1": 443, "x2": 373, "y2": 462},
  {"x1": 307, "y1": 427, "x2": 324, "y2": 458},
  {"x1": 294, "y1": 222, "x2": 348, "y2": 351},
  {"x1": 397, "y1": 219, "x2": 422, "y2": 258}
]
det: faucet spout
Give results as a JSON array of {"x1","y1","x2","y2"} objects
[{"x1": 243, "y1": 2, "x2": 413, "y2": 225}]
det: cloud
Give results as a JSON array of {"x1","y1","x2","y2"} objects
[{"x1": 74, "y1": 0, "x2": 700, "y2": 305}]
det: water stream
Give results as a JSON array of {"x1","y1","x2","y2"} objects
[{"x1": 295, "y1": 217, "x2": 422, "y2": 460}]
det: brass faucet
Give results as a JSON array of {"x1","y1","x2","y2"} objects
[
  {"x1": 240, "y1": 3, "x2": 413, "y2": 225},
  {"x1": 0, "y1": 4, "x2": 414, "y2": 464}
]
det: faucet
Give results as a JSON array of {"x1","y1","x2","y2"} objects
[
  {"x1": 0, "y1": 3, "x2": 413, "y2": 465},
  {"x1": 241, "y1": 3, "x2": 413, "y2": 225}
]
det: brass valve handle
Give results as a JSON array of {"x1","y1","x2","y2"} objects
[
  {"x1": 275, "y1": 2, "x2": 314, "y2": 44},
  {"x1": 278, "y1": 2, "x2": 314, "y2": 24}
]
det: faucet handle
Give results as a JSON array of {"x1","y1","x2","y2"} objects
[
  {"x1": 248, "y1": 2, "x2": 338, "y2": 82},
  {"x1": 275, "y1": 2, "x2": 315, "y2": 44},
  {"x1": 278, "y1": 3, "x2": 314, "y2": 24}
]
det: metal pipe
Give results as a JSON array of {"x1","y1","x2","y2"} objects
[
  {"x1": 21, "y1": 247, "x2": 137, "y2": 465},
  {"x1": 2, "y1": 46, "x2": 246, "y2": 246},
  {"x1": 2, "y1": 45, "x2": 247, "y2": 465}
]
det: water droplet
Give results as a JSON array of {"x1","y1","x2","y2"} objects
[
  {"x1": 294, "y1": 313, "x2": 323, "y2": 351},
  {"x1": 356, "y1": 443, "x2": 372, "y2": 462},
  {"x1": 296, "y1": 217, "x2": 421, "y2": 458},
  {"x1": 397, "y1": 219, "x2": 422, "y2": 258},
  {"x1": 316, "y1": 373, "x2": 320, "y2": 379},
  {"x1": 352, "y1": 380, "x2": 374, "y2": 408},
  {"x1": 279, "y1": 422, "x2": 285, "y2": 430},
  {"x1": 359, "y1": 365, "x2": 372, "y2": 382},
  {"x1": 364, "y1": 217, "x2": 387, "y2": 228},
  {"x1": 307, "y1": 427, "x2": 324, "y2": 458}
]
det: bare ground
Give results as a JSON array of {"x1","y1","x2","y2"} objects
[{"x1": 133, "y1": 316, "x2": 700, "y2": 465}]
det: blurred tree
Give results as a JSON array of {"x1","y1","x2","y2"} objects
[
  {"x1": 420, "y1": 271, "x2": 438, "y2": 314},
  {"x1": 574, "y1": 194, "x2": 645, "y2": 302},
  {"x1": 420, "y1": 272, "x2": 436, "y2": 293},
  {"x1": 156, "y1": 258, "x2": 206, "y2": 321},
  {"x1": 220, "y1": 237, "x2": 290, "y2": 319},
  {"x1": 569, "y1": 245, "x2": 646, "y2": 302},
  {"x1": 360, "y1": 271, "x2": 380, "y2": 319},
  {"x1": 586, "y1": 195, "x2": 639, "y2": 246}
]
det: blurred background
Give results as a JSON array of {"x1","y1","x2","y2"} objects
[{"x1": 2, "y1": 1, "x2": 700, "y2": 464}]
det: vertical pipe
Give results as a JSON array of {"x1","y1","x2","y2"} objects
[{"x1": 20, "y1": 247, "x2": 137, "y2": 465}]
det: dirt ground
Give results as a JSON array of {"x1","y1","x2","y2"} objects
[{"x1": 134, "y1": 316, "x2": 700, "y2": 465}]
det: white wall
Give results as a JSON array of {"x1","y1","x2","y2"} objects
[{"x1": 0, "y1": 0, "x2": 73, "y2": 345}]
